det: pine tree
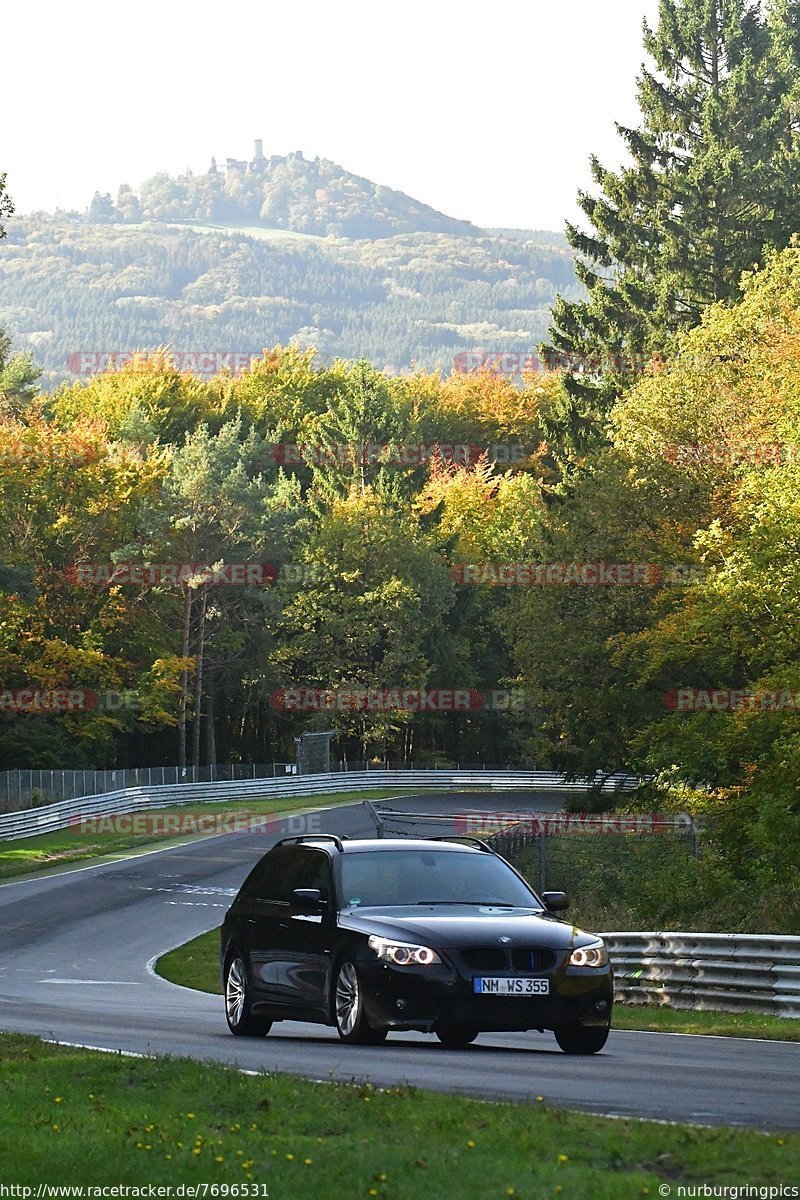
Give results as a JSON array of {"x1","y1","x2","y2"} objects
[
  {"x1": 0, "y1": 172, "x2": 12, "y2": 239},
  {"x1": 545, "y1": 0, "x2": 800, "y2": 449}
]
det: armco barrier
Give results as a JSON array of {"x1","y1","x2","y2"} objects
[
  {"x1": 604, "y1": 932, "x2": 800, "y2": 1019},
  {"x1": 0, "y1": 768, "x2": 638, "y2": 842}
]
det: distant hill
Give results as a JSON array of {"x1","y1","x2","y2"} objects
[
  {"x1": 0, "y1": 149, "x2": 578, "y2": 388},
  {"x1": 90, "y1": 146, "x2": 483, "y2": 241},
  {"x1": 485, "y1": 227, "x2": 571, "y2": 248}
]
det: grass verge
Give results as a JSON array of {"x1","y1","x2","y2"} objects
[
  {"x1": 156, "y1": 928, "x2": 800, "y2": 1043},
  {"x1": 0, "y1": 789, "x2": 405, "y2": 882},
  {"x1": 157, "y1": 927, "x2": 222, "y2": 993},
  {"x1": 0, "y1": 1032, "x2": 796, "y2": 1192},
  {"x1": 612, "y1": 1004, "x2": 800, "y2": 1040}
]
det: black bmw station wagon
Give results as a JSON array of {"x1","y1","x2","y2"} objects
[{"x1": 220, "y1": 835, "x2": 613, "y2": 1053}]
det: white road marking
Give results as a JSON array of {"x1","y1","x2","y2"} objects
[
  {"x1": 38, "y1": 979, "x2": 142, "y2": 986},
  {"x1": 137, "y1": 885, "x2": 237, "y2": 897}
]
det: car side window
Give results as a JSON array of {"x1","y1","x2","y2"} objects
[
  {"x1": 240, "y1": 847, "x2": 302, "y2": 903},
  {"x1": 292, "y1": 849, "x2": 331, "y2": 901}
]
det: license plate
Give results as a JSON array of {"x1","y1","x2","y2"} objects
[{"x1": 473, "y1": 977, "x2": 550, "y2": 995}]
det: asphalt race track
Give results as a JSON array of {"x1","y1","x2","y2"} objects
[{"x1": 0, "y1": 792, "x2": 798, "y2": 1132}]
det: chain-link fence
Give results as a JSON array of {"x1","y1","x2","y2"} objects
[
  {"x1": 0, "y1": 760, "x2": 635, "y2": 813},
  {"x1": 369, "y1": 804, "x2": 700, "y2": 933},
  {"x1": 0, "y1": 763, "x2": 298, "y2": 812}
]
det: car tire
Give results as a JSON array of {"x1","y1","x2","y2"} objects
[
  {"x1": 553, "y1": 1021, "x2": 610, "y2": 1055},
  {"x1": 435, "y1": 1024, "x2": 480, "y2": 1049},
  {"x1": 224, "y1": 954, "x2": 272, "y2": 1037},
  {"x1": 333, "y1": 959, "x2": 387, "y2": 1045}
]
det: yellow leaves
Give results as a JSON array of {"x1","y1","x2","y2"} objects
[
  {"x1": 612, "y1": 247, "x2": 800, "y2": 481},
  {"x1": 416, "y1": 465, "x2": 542, "y2": 562}
]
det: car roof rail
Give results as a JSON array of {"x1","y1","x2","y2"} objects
[
  {"x1": 422, "y1": 835, "x2": 494, "y2": 853},
  {"x1": 275, "y1": 834, "x2": 347, "y2": 851}
]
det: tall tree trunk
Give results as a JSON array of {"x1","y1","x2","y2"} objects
[
  {"x1": 192, "y1": 584, "x2": 208, "y2": 769},
  {"x1": 178, "y1": 585, "x2": 192, "y2": 769},
  {"x1": 403, "y1": 723, "x2": 413, "y2": 767},
  {"x1": 205, "y1": 669, "x2": 217, "y2": 767}
]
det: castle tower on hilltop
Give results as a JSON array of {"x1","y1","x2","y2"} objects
[{"x1": 254, "y1": 138, "x2": 264, "y2": 161}]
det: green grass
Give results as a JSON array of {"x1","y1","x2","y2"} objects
[
  {"x1": 156, "y1": 927, "x2": 800, "y2": 1042},
  {"x1": 612, "y1": 1004, "x2": 800, "y2": 1040},
  {"x1": 158, "y1": 927, "x2": 222, "y2": 993},
  {"x1": 0, "y1": 1033, "x2": 795, "y2": 1193},
  {"x1": 0, "y1": 789, "x2": 406, "y2": 881}
]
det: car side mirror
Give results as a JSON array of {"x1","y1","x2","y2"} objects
[
  {"x1": 292, "y1": 887, "x2": 325, "y2": 908},
  {"x1": 541, "y1": 891, "x2": 569, "y2": 912}
]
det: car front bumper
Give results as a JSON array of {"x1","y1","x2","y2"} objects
[{"x1": 357, "y1": 952, "x2": 614, "y2": 1033}]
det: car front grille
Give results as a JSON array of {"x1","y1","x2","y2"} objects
[
  {"x1": 459, "y1": 946, "x2": 558, "y2": 973},
  {"x1": 511, "y1": 948, "x2": 557, "y2": 972},
  {"x1": 460, "y1": 947, "x2": 508, "y2": 972}
]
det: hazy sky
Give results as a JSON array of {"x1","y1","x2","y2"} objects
[{"x1": 5, "y1": 0, "x2": 660, "y2": 232}]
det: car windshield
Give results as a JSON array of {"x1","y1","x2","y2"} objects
[{"x1": 339, "y1": 848, "x2": 540, "y2": 908}]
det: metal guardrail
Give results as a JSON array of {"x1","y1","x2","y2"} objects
[
  {"x1": 0, "y1": 763, "x2": 294, "y2": 811},
  {"x1": 0, "y1": 768, "x2": 640, "y2": 842},
  {"x1": 604, "y1": 932, "x2": 800, "y2": 1019},
  {"x1": 0, "y1": 763, "x2": 641, "y2": 812}
]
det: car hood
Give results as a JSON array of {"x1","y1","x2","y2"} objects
[{"x1": 338, "y1": 904, "x2": 589, "y2": 949}]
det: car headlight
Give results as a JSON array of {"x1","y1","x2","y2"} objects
[
  {"x1": 368, "y1": 935, "x2": 441, "y2": 966},
  {"x1": 569, "y1": 940, "x2": 608, "y2": 968}
]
